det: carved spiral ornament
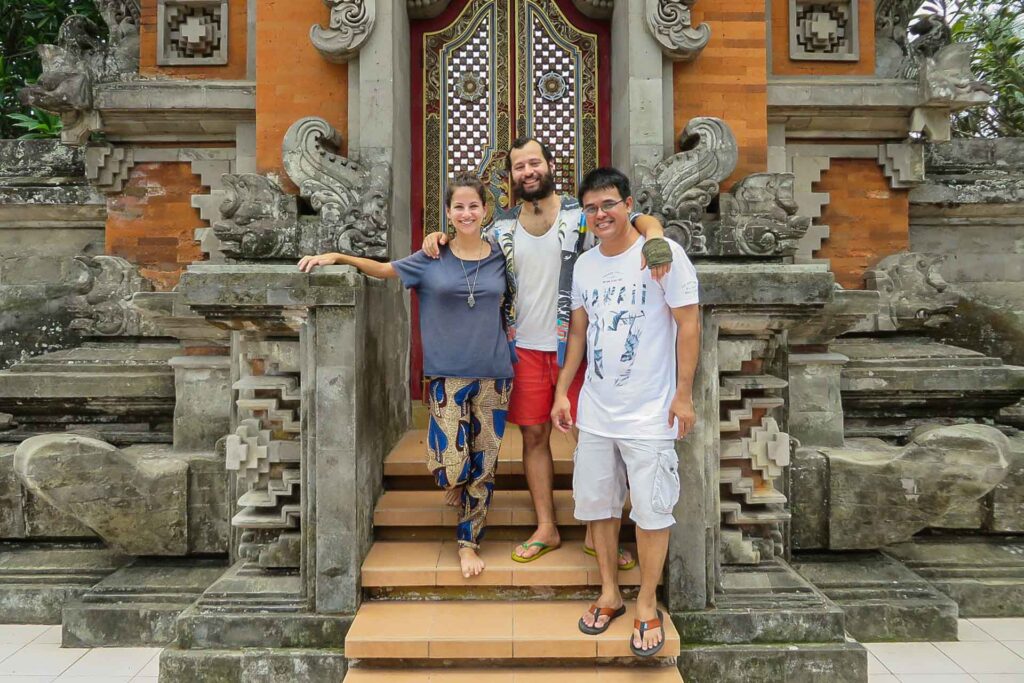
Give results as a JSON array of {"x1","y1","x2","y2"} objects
[
  {"x1": 310, "y1": 0, "x2": 374, "y2": 63},
  {"x1": 645, "y1": 0, "x2": 711, "y2": 61}
]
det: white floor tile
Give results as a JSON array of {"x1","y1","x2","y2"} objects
[
  {"x1": 864, "y1": 642, "x2": 965, "y2": 675},
  {"x1": 868, "y1": 651, "x2": 889, "y2": 675},
  {"x1": 1004, "y1": 642, "x2": 1024, "y2": 658},
  {"x1": 27, "y1": 629, "x2": 61, "y2": 647},
  {"x1": 869, "y1": 676, "x2": 899, "y2": 683},
  {"x1": 129, "y1": 678, "x2": 158, "y2": 683},
  {"x1": 0, "y1": 628, "x2": 51, "y2": 647},
  {"x1": 52, "y1": 677, "x2": 132, "y2": 683},
  {"x1": 973, "y1": 619, "x2": 1024, "y2": 642},
  {"x1": 59, "y1": 649, "x2": 162, "y2": 678},
  {"x1": 958, "y1": 619, "x2": 995, "y2": 642},
  {"x1": 894, "y1": 675, "x2": 974, "y2": 682},
  {"x1": 135, "y1": 652, "x2": 160, "y2": 678},
  {"x1": 0, "y1": 676, "x2": 55, "y2": 683},
  {"x1": 0, "y1": 644, "x2": 88, "y2": 677},
  {"x1": 933, "y1": 641, "x2": 1024, "y2": 674},
  {"x1": 0, "y1": 645, "x2": 25, "y2": 665},
  {"x1": 972, "y1": 675, "x2": 1024, "y2": 682}
]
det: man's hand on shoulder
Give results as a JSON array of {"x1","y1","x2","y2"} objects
[
  {"x1": 422, "y1": 231, "x2": 448, "y2": 259},
  {"x1": 640, "y1": 236, "x2": 673, "y2": 282},
  {"x1": 669, "y1": 390, "x2": 696, "y2": 438}
]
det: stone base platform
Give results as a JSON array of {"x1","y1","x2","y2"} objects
[
  {"x1": 62, "y1": 556, "x2": 228, "y2": 647},
  {"x1": 0, "y1": 543, "x2": 127, "y2": 623},
  {"x1": 159, "y1": 646, "x2": 347, "y2": 683},
  {"x1": 791, "y1": 551, "x2": 958, "y2": 642},
  {"x1": 885, "y1": 536, "x2": 1024, "y2": 617},
  {"x1": 673, "y1": 559, "x2": 867, "y2": 682}
]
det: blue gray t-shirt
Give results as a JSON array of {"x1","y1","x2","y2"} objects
[{"x1": 393, "y1": 244, "x2": 513, "y2": 379}]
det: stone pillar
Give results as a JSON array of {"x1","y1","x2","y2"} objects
[
  {"x1": 309, "y1": 303, "x2": 362, "y2": 614},
  {"x1": 787, "y1": 353, "x2": 848, "y2": 448},
  {"x1": 611, "y1": 0, "x2": 669, "y2": 175},
  {"x1": 167, "y1": 356, "x2": 232, "y2": 451},
  {"x1": 667, "y1": 310, "x2": 719, "y2": 611}
]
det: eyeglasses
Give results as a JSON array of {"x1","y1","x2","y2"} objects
[{"x1": 582, "y1": 199, "x2": 626, "y2": 216}]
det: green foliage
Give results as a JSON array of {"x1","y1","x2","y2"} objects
[
  {"x1": 919, "y1": 0, "x2": 1024, "y2": 138},
  {"x1": 0, "y1": 0, "x2": 103, "y2": 139}
]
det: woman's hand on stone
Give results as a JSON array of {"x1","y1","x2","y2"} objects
[{"x1": 297, "y1": 253, "x2": 338, "y2": 272}]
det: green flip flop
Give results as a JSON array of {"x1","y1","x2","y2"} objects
[
  {"x1": 582, "y1": 544, "x2": 638, "y2": 571},
  {"x1": 511, "y1": 541, "x2": 559, "y2": 563}
]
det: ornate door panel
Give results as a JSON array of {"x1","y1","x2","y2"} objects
[{"x1": 411, "y1": 0, "x2": 609, "y2": 394}]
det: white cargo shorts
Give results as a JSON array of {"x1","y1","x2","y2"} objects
[{"x1": 572, "y1": 430, "x2": 680, "y2": 531}]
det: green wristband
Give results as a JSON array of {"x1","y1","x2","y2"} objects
[{"x1": 642, "y1": 237, "x2": 673, "y2": 268}]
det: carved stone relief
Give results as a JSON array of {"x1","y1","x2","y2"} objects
[
  {"x1": 708, "y1": 173, "x2": 811, "y2": 257},
  {"x1": 634, "y1": 117, "x2": 738, "y2": 255},
  {"x1": 66, "y1": 255, "x2": 155, "y2": 337},
  {"x1": 310, "y1": 0, "x2": 374, "y2": 64},
  {"x1": 789, "y1": 0, "x2": 859, "y2": 61},
  {"x1": 645, "y1": 0, "x2": 711, "y2": 62},
  {"x1": 214, "y1": 116, "x2": 392, "y2": 261},
  {"x1": 157, "y1": 0, "x2": 229, "y2": 66}
]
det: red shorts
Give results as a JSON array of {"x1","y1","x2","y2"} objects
[{"x1": 507, "y1": 348, "x2": 585, "y2": 426}]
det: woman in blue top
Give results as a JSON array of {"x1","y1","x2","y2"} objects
[{"x1": 297, "y1": 172, "x2": 513, "y2": 579}]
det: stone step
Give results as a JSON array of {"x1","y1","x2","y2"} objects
[
  {"x1": 790, "y1": 551, "x2": 958, "y2": 642},
  {"x1": 362, "y1": 540, "x2": 643, "y2": 590},
  {"x1": 344, "y1": 600, "x2": 680, "y2": 660},
  {"x1": 344, "y1": 666, "x2": 684, "y2": 681},
  {"x1": 374, "y1": 490, "x2": 619, "y2": 528},
  {"x1": 384, "y1": 427, "x2": 575, "y2": 477}
]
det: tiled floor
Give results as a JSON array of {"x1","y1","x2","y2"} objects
[
  {"x1": 867, "y1": 618, "x2": 1024, "y2": 682},
  {"x1": 0, "y1": 625, "x2": 159, "y2": 682},
  {"x1": 0, "y1": 618, "x2": 1022, "y2": 680}
]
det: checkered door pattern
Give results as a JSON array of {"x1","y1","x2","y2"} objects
[
  {"x1": 516, "y1": 0, "x2": 600, "y2": 200},
  {"x1": 529, "y1": 21, "x2": 577, "y2": 195},
  {"x1": 445, "y1": 17, "x2": 491, "y2": 180}
]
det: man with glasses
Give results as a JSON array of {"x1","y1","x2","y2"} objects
[
  {"x1": 422, "y1": 137, "x2": 676, "y2": 565},
  {"x1": 552, "y1": 166, "x2": 699, "y2": 656}
]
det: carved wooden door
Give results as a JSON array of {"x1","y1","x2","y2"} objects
[{"x1": 410, "y1": 0, "x2": 610, "y2": 394}]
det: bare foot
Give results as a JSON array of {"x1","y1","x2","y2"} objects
[
  {"x1": 580, "y1": 591, "x2": 623, "y2": 630},
  {"x1": 632, "y1": 601, "x2": 664, "y2": 653},
  {"x1": 444, "y1": 485, "x2": 464, "y2": 507},
  {"x1": 513, "y1": 523, "x2": 560, "y2": 560},
  {"x1": 458, "y1": 547, "x2": 485, "y2": 578}
]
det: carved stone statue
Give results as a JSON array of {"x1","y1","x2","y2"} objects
[
  {"x1": 861, "y1": 252, "x2": 960, "y2": 331},
  {"x1": 707, "y1": 173, "x2": 811, "y2": 257},
  {"x1": 214, "y1": 174, "x2": 300, "y2": 260},
  {"x1": 212, "y1": 118, "x2": 392, "y2": 261},
  {"x1": 19, "y1": 0, "x2": 140, "y2": 142},
  {"x1": 66, "y1": 255, "x2": 154, "y2": 337},
  {"x1": 634, "y1": 117, "x2": 738, "y2": 255}
]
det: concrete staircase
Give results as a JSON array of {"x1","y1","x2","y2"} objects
[{"x1": 343, "y1": 424, "x2": 683, "y2": 681}]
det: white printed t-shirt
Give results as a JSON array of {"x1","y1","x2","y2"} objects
[{"x1": 570, "y1": 236, "x2": 699, "y2": 439}]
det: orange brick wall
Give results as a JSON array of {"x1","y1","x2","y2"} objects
[
  {"x1": 814, "y1": 158, "x2": 909, "y2": 289},
  {"x1": 139, "y1": 0, "x2": 249, "y2": 79},
  {"x1": 674, "y1": 2, "x2": 768, "y2": 189},
  {"x1": 105, "y1": 163, "x2": 205, "y2": 291},
  {"x1": 770, "y1": 0, "x2": 875, "y2": 75},
  {"x1": 256, "y1": 0, "x2": 348, "y2": 189}
]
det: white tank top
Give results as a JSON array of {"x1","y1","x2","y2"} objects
[{"x1": 513, "y1": 221, "x2": 561, "y2": 351}]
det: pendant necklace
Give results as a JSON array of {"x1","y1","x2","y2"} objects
[{"x1": 456, "y1": 242, "x2": 484, "y2": 308}]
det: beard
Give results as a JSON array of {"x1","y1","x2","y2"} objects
[{"x1": 513, "y1": 170, "x2": 557, "y2": 203}]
